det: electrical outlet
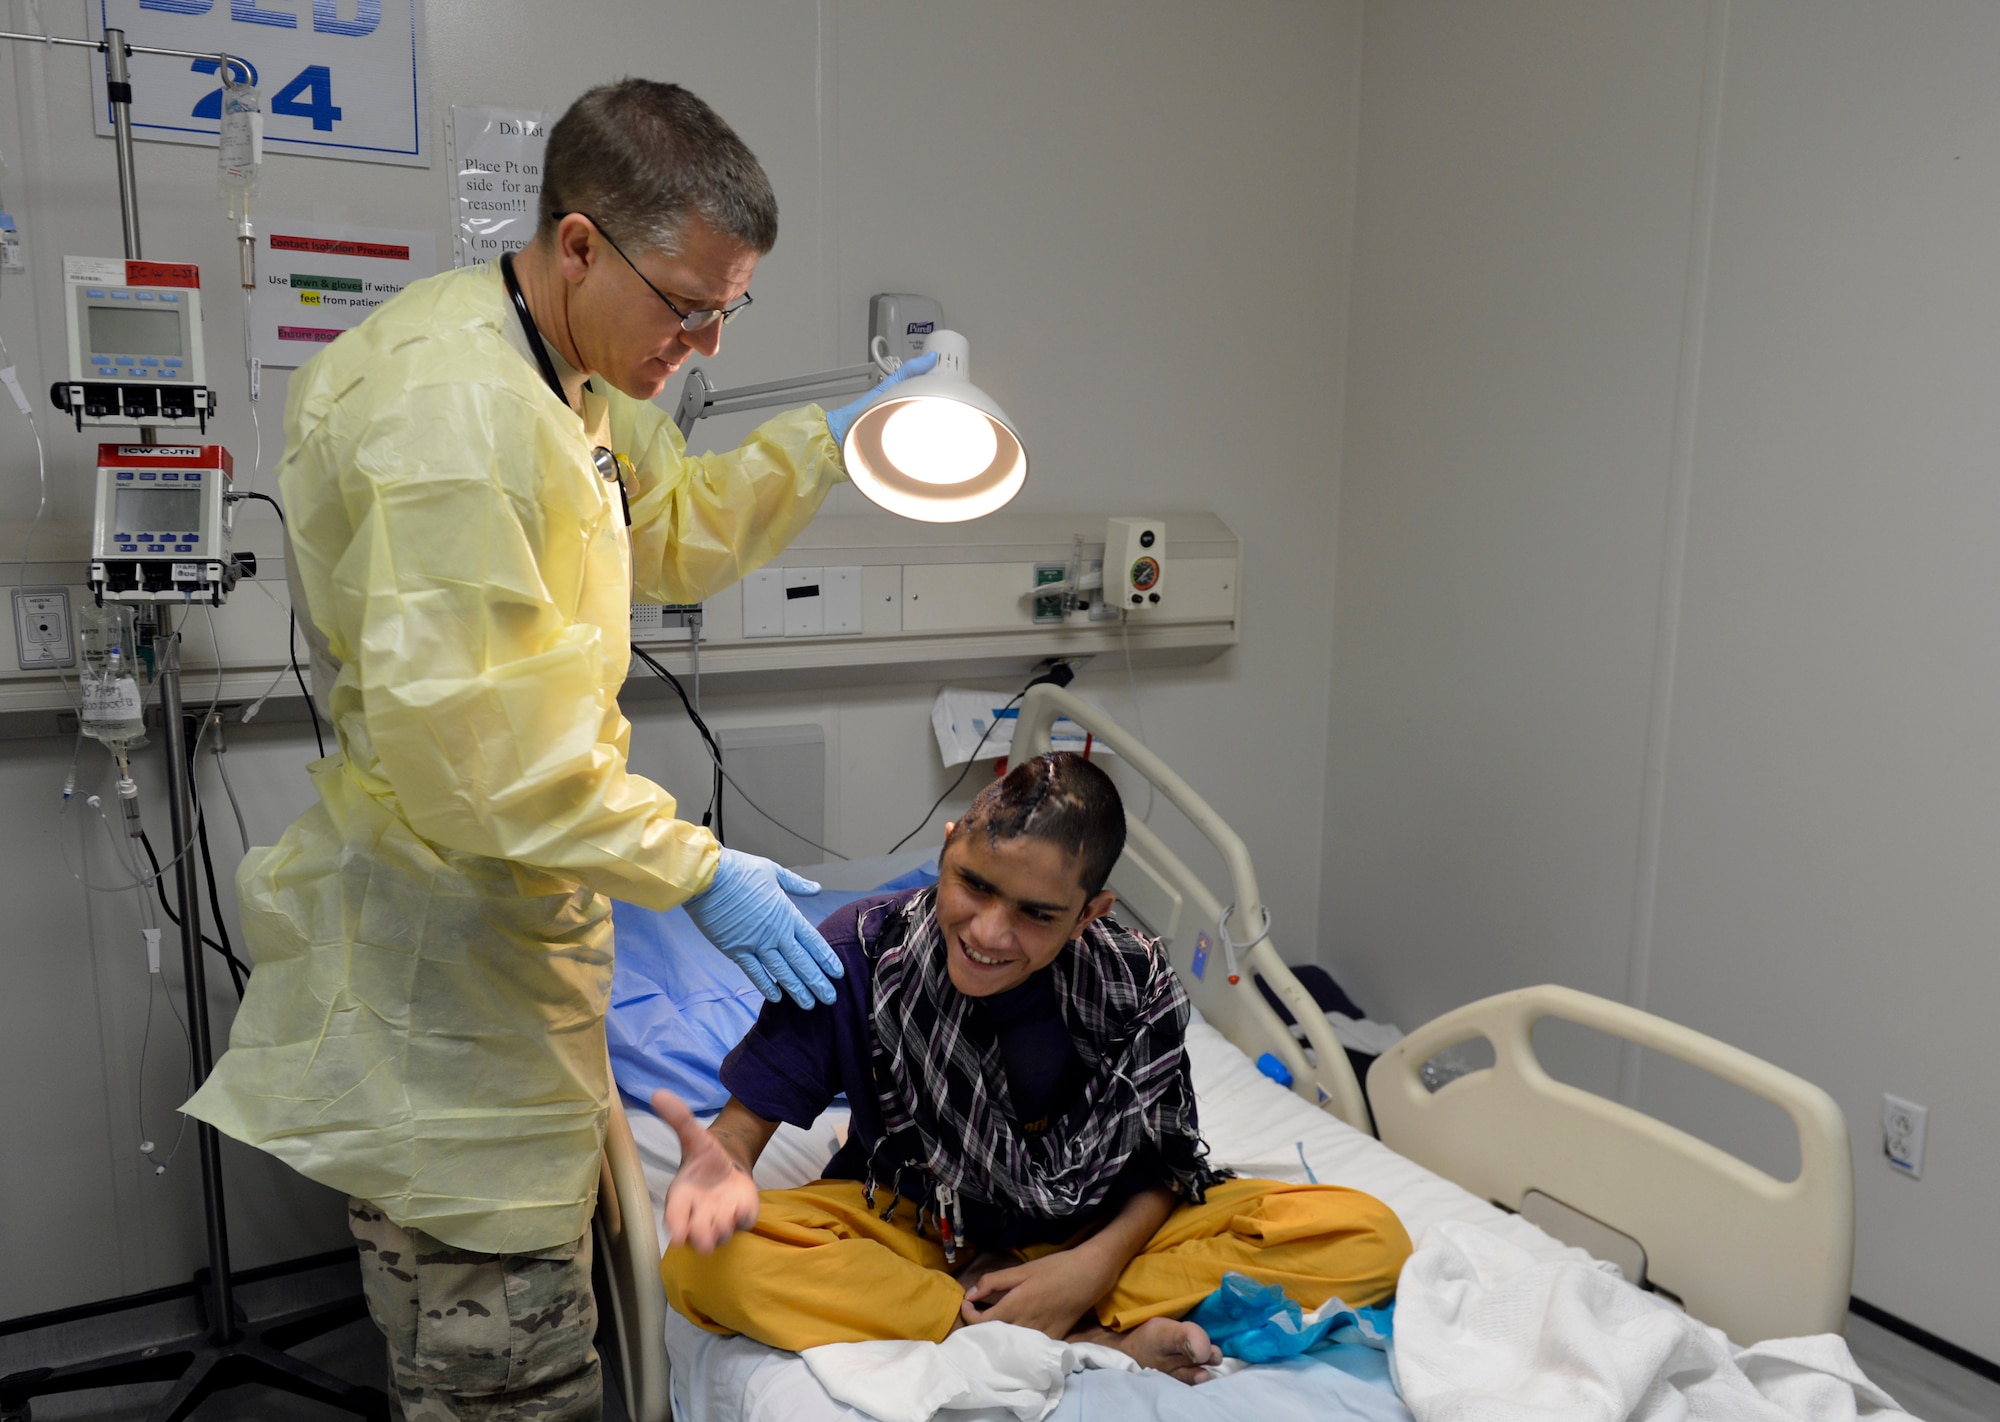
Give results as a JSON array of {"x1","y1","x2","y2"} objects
[
  {"x1": 1882, "y1": 1093, "x2": 1928, "y2": 1179},
  {"x1": 13, "y1": 588, "x2": 76, "y2": 669}
]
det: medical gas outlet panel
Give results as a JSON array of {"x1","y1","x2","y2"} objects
[
  {"x1": 1106, "y1": 517, "x2": 1165, "y2": 610},
  {"x1": 90, "y1": 444, "x2": 239, "y2": 604},
  {"x1": 622, "y1": 513, "x2": 1239, "y2": 696},
  {"x1": 51, "y1": 257, "x2": 216, "y2": 432}
]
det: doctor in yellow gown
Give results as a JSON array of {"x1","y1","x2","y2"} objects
[
  {"x1": 183, "y1": 79, "x2": 924, "y2": 1420},
  {"x1": 183, "y1": 243, "x2": 834, "y2": 1244}
]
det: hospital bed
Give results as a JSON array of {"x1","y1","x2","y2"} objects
[{"x1": 591, "y1": 684, "x2": 1857, "y2": 1422}]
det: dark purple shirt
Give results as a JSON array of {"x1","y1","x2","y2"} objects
[{"x1": 718, "y1": 887, "x2": 1161, "y2": 1247}]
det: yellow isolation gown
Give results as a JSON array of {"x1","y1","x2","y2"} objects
[{"x1": 183, "y1": 262, "x2": 843, "y2": 1253}]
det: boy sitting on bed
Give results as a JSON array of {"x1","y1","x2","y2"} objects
[{"x1": 653, "y1": 752, "x2": 1412, "y2": 1382}]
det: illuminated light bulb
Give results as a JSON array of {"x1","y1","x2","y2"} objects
[{"x1": 878, "y1": 398, "x2": 998, "y2": 486}]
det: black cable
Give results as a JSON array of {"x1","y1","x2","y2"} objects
[
  {"x1": 631, "y1": 644, "x2": 726, "y2": 840},
  {"x1": 711, "y1": 730, "x2": 724, "y2": 844},
  {"x1": 289, "y1": 611, "x2": 327, "y2": 758},
  {"x1": 714, "y1": 749, "x2": 725, "y2": 844},
  {"x1": 139, "y1": 828, "x2": 250, "y2": 996},
  {"x1": 175, "y1": 687, "x2": 247, "y2": 1002},
  {"x1": 629, "y1": 648, "x2": 854, "y2": 859},
  {"x1": 713, "y1": 760, "x2": 849, "y2": 862},
  {"x1": 192, "y1": 773, "x2": 245, "y2": 1000},
  {"x1": 195, "y1": 825, "x2": 245, "y2": 998},
  {"x1": 177, "y1": 709, "x2": 255, "y2": 999},
  {"x1": 631, "y1": 646, "x2": 723, "y2": 831},
  {"x1": 234, "y1": 489, "x2": 328, "y2": 759},
  {"x1": 884, "y1": 662, "x2": 1081, "y2": 857},
  {"x1": 887, "y1": 691, "x2": 1026, "y2": 855}
]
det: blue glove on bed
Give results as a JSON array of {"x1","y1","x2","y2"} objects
[
  {"x1": 825, "y1": 351, "x2": 940, "y2": 448},
  {"x1": 683, "y1": 848, "x2": 844, "y2": 1008}
]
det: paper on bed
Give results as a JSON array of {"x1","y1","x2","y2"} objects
[
  {"x1": 931, "y1": 688, "x2": 1114, "y2": 767},
  {"x1": 1391, "y1": 1222, "x2": 1913, "y2": 1422}
]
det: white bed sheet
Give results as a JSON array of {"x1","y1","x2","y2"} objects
[{"x1": 625, "y1": 1017, "x2": 1589, "y2": 1422}]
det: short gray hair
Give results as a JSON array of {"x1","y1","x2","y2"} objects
[{"x1": 537, "y1": 79, "x2": 778, "y2": 257}]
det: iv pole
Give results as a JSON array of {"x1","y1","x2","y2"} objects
[{"x1": 0, "y1": 30, "x2": 387, "y2": 1422}]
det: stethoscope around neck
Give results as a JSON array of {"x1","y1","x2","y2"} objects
[{"x1": 502, "y1": 251, "x2": 632, "y2": 527}]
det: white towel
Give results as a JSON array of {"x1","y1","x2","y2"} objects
[
  {"x1": 1392, "y1": 1222, "x2": 1915, "y2": 1422},
  {"x1": 801, "y1": 1321, "x2": 1139, "y2": 1422}
]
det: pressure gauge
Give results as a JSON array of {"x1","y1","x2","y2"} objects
[{"x1": 1106, "y1": 517, "x2": 1166, "y2": 610}]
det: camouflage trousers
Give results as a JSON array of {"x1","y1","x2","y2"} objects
[{"x1": 349, "y1": 1199, "x2": 602, "y2": 1422}]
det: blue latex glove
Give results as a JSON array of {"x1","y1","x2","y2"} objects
[
  {"x1": 826, "y1": 351, "x2": 940, "y2": 448},
  {"x1": 683, "y1": 848, "x2": 844, "y2": 1008}
]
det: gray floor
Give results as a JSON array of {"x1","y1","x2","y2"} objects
[
  {"x1": 0, "y1": 1258, "x2": 630, "y2": 1421},
  {"x1": 1846, "y1": 1313, "x2": 2000, "y2": 1422}
]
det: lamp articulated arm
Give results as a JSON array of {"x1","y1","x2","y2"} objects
[{"x1": 673, "y1": 363, "x2": 880, "y2": 439}]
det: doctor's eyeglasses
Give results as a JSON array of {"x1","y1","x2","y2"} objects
[{"x1": 560, "y1": 212, "x2": 754, "y2": 332}]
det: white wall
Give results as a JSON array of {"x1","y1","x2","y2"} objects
[
  {"x1": 1326, "y1": 0, "x2": 2000, "y2": 1360},
  {"x1": 0, "y1": 0, "x2": 1363, "y2": 1316}
]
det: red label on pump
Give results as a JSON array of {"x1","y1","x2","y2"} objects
[
  {"x1": 125, "y1": 261, "x2": 200, "y2": 289},
  {"x1": 98, "y1": 443, "x2": 234, "y2": 475}
]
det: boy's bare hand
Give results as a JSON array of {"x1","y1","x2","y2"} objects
[
  {"x1": 653, "y1": 1088, "x2": 761, "y2": 1254},
  {"x1": 959, "y1": 1249, "x2": 1117, "y2": 1339}
]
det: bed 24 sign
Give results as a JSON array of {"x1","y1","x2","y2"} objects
[{"x1": 90, "y1": 0, "x2": 431, "y2": 167}]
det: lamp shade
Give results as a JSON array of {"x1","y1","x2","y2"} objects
[{"x1": 841, "y1": 330, "x2": 1028, "y2": 523}]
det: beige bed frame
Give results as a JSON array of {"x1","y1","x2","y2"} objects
[
  {"x1": 591, "y1": 684, "x2": 1854, "y2": 1419},
  {"x1": 1368, "y1": 985, "x2": 1854, "y2": 1343}
]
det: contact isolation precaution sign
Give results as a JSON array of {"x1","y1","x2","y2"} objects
[{"x1": 252, "y1": 219, "x2": 438, "y2": 368}]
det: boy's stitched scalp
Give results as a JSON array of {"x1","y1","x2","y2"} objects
[{"x1": 950, "y1": 751, "x2": 1126, "y2": 897}]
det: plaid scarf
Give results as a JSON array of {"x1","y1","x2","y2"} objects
[{"x1": 861, "y1": 887, "x2": 1228, "y2": 1256}]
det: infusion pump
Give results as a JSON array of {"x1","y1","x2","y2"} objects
[
  {"x1": 51, "y1": 256, "x2": 216, "y2": 432},
  {"x1": 89, "y1": 444, "x2": 240, "y2": 604}
]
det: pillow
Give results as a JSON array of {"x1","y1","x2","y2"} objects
[
  {"x1": 607, "y1": 906, "x2": 764, "y2": 1114},
  {"x1": 607, "y1": 857, "x2": 941, "y2": 1114}
]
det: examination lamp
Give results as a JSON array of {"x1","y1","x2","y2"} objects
[{"x1": 674, "y1": 328, "x2": 1028, "y2": 523}]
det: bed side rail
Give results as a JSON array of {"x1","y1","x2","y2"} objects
[
  {"x1": 1368, "y1": 985, "x2": 1853, "y2": 1344},
  {"x1": 1015, "y1": 684, "x2": 1371, "y2": 1130},
  {"x1": 594, "y1": 1093, "x2": 672, "y2": 1422}
]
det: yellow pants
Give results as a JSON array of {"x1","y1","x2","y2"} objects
[{"x1": 661, "y1": 1177, "x2": 1412, "y2": 1353}]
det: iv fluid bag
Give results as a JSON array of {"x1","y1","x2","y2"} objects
[
  {"x1": 219, "y1": 76, "x2": 263, "y2": 202},
  {"x1": 79, "y1": 602, "x2": 151, "y2": 749}
]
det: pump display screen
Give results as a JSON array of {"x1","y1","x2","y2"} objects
[
  {"x1": 114, "y1": 488, "x2": 205, "y2": 535},
  {"x1": 87, "y1": 305, "x2": 184, "y2": 358}
]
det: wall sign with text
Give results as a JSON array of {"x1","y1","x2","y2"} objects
[
  {"x1": 446, "y1": 106, "x2": 550, "y2": 266},
  {"x1": 91, "y1": 0, "x2": 430, "y2": 168},
  {"x1": 250, "y1": 219, "x2": 438, "y2": 367}
]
